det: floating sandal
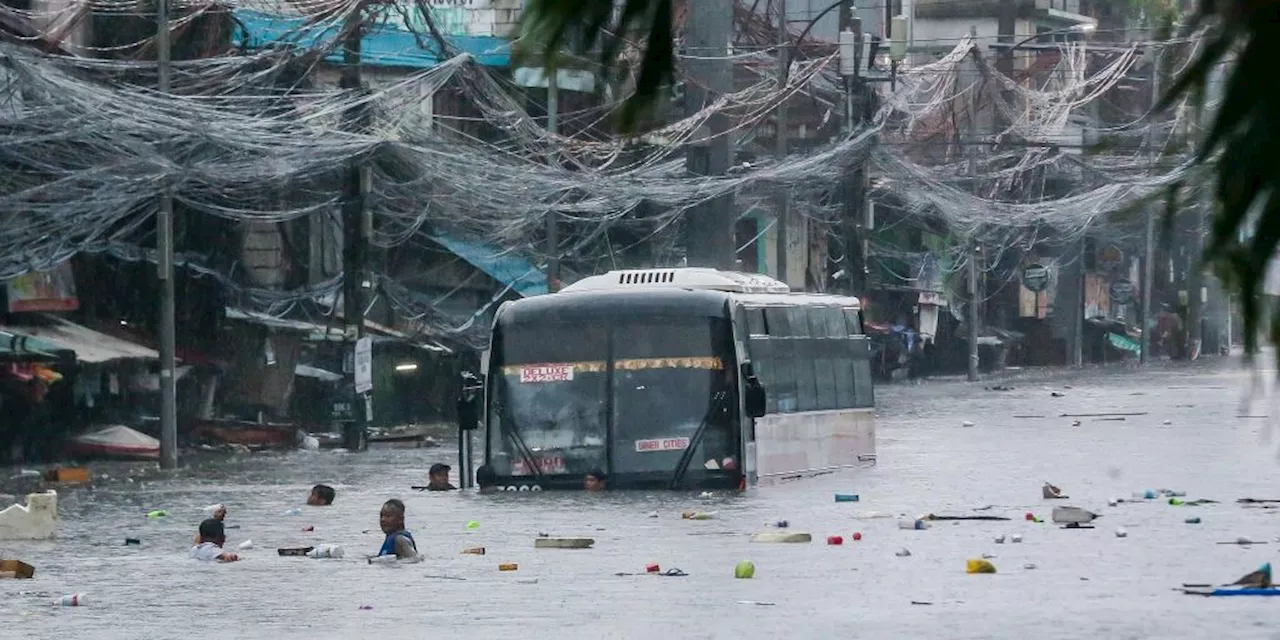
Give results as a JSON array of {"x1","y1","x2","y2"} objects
[{"x1": 661, "y1": 568, "x2": 688, "y2": 577}]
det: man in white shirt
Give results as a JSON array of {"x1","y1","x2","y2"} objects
[{"x1": 189, "y1": 519, "x2": 239, "y2": 563}]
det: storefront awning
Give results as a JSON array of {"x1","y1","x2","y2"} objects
[
  {"x1": 430, "y1": 232, "x2": 547, "y2": 297},
  {"x1": 1, "y1": 315, "x2": 158, "y2": 363}
]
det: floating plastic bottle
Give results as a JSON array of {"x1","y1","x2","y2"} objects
[
  {"x1": 56, "y1": 594, "x2": 87, "y2": 606},
  {"x1": 461, "y1": 547, "x2": 485, "y2": 555},
  {"x1": 898, "y1": 518, "x2": 930, "y2": 530},
  {"x1": 238, "y1": 540, "x2": 254, "y2": 550},
  {"x1": 498, "y1": 563, "x2": 518, "y2": 571},
  {"x1": 146, "y1": 510, "x2": 167, "y2": 519}
]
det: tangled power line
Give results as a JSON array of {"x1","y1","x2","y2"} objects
[{"x1": 0, "y1": 0, "x2": 1204, "y2": 340}]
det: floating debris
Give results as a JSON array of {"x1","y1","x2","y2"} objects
[
  {"x1": 895, "y1": 548, "x2": 912, "y2": 557},
  {"x1": 737, "y1": 600, "x2": 776, "y2": 606},
  {"x1": 750, "y1": 532, "x2": 811, "y2": 543},
  {"x1": 1052, "y1": 506, "x2": 1100, "y2": 528},
  {"x1": 967, "y1": 559, "x2": 997, "y2": 574},
  {"x1": 734, "y1": 561, "x2": 756, "y2": 579},
  {"x1": 1042, "y1": 482, "x2": 1068, "y2": 500}
]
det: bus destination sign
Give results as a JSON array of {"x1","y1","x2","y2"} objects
[
  {"x1": 520, "y1": 364, "x2": 575, "y2": 383},
  {"x1": 635, "y1": 437, "x2": 691, "y2": 453}
]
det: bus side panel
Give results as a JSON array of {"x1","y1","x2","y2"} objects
[{"x1": 754, "y1": 408, "x2": 875, "y2": 482}]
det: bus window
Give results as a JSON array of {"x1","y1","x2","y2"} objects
[
  {"x1": 833, "y1": 347, "x2": 856, "y2": 407},
  {"x1": 852, "y1": 357, "x2": 875, "y2": 407},
  {"x1": 843, "y1": 308, "x2": 863, "y2": 335},
  {"x1": 764, "y1": 307, "x2": 790, "y2": 336},
  {"x1": 487, "y1": 324, "x2": 609, "y2": 477},
  {"x1": 813, "y1": 355, "x2": 838, "y2": 410},
  {"x1": 747, "y1": 338, "x2": 779, "y2": 414},
  {"x1": 611, "y1": 318, "x2": 733, "y2": 475},
  {"x1": 787, "y1": 307, "x2": 811, "y2": 337},
  {"x1": 745, "y1": 307, "x2": 767, "y2": 336},
  {"x1": 786, "y1": 340, "x2": 818, "y2": 411},
  {"x1": 819, "y1": 307, "x2": 846, "y2": 338}
]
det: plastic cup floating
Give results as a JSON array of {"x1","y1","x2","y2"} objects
[{"x1": 56, "y1": 594, "x2": 87, "y2": 606}]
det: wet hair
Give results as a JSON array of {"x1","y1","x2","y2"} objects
[
  {"x1": 382, "y1": 499, "x2": 406, "y2": 517},
  {"x1": 475, "y1": 465, "x2": 496, "y2": 487},
  {"x1": 586, "y1": 468, "x2": 607, "y2": 482},
  {"x1": 311, "y1": 484, "x2": 336, "y2": 505},
  {"x1": 198, "y1": 518, "x2": 225, "y2": 540},
  {"x1": 429, "y1": 463, "x2": 451, "y2": 476}
]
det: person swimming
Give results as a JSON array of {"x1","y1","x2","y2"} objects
[
  {"x1": 585, "y1": 469, "x2": 607, "y2": 492},
  {"x1": 476, "y1": 465, "x2": 499, "y2": 493},
  {"x1": 376, "y1": 499, "x2": 418, "y2": 560},
  {"x1": 307, "y1": 484, "x2": 336, "y2": 506},
  {"x1": 189, "y1": 519, "x2": 239, "y2": 563}
]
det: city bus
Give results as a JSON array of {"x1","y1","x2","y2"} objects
[{"x1": 460, "y1": 268, "x2": 877, "y2": 491}]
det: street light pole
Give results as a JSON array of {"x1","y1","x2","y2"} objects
[{"x1": 156, "y1": 0, "x2": 178, "y2": 470}]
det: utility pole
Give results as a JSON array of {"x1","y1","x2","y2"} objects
[
  {"x1": 156, "y1": 0, "x2": 178, "y2": 470},
  {"x1": 341, "y1": 4, "x2": 369, "y2": 452},
  {"x1": 966, "y1": 25, "x2": 980, "y2": 382},
  {"x1": 1140, "y1": 41, "x2": 1161, "y2": 365},
  {"x1": 546, "y1": 70, "x2": 561, "y2": 292},
  {"x1": 683, "y1": 0, "x2": 735, "y2": 269},
  {"x1": 838, "y1": 2, "x2": 867, "y2": 298},
  {"x1": 774, "y1": 0, "x2": 790, "y2": 284}
]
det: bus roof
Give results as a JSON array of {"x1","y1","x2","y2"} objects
[{"x1": 561, "y1": 268, "x2": 790, "y2": 294}]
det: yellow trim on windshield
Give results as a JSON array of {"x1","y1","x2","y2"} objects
[{"x1": 500, "y1": 357, "x2": 722, "y2": 377}]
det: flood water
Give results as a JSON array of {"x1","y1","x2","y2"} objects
[{"x1": 5, "y1": 359, "x2": 1280, "y2": 639}]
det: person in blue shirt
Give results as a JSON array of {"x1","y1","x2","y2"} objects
[{"x1": 377, "y1": 499, "x2": 418, "y2": 559}]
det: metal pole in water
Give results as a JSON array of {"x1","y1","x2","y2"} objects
[{"x1": 156, "y1": 0, "x2": 178, "y2": 470}]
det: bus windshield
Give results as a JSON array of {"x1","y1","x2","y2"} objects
[{"x1": 486, "y1": 317, "x2": 737, "y2": 483}]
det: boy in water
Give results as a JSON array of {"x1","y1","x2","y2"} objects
[
  {"x1": 376, "y1": 499, "x2": 418, "y2": 560},
  {"x1": 307, "y1": 484, "x2": 336, "y2": 506},
  {"x1": 585, "y1": 469, "x2": 607, "y2": 492},
  {"x1": 190, "y1": 519, "x2": 239, "y2": 562}
]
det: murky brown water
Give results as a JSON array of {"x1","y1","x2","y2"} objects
[{"x1": 4, "y1": 360, "x2": 1280, "y2": 639}]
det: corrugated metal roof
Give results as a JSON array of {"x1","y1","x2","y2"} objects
[
  {"x1": 431, "y1": 232, "x2": 547, "y2": 298},
  {"x1": 232, "y1": 9, "x2": 511, "y2": 68},
  {"x1": 1, "y1": 316, "x2": 158, "y2": 363}
]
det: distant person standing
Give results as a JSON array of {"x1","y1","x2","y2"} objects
[{"x1": 375, "y1": 499, "x2": 418, "y2": 560}]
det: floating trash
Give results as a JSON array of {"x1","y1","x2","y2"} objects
[
  {"x1": 734, "y1": 561, "x2": 756, "y2": 579},
  {"x1": 967, "y1": 559, "x2": 997, "y2": 574},
  {"x1": 124, "y1": 538, "x2": 140, "y2": 546},
  {"x1": 515, "y1": 578, "x2": 539, "y2": 584},
  {"x1": 1010, "y1": 534, "x2": 1023, "y2": 544},
  {"x1": 737, "y1": 600, "x2": 775, "y2": 606},
  {"x1": 466, "y1": 520, "x2": 480, "y2": 530},
  {"x1": 834, "y1": 494, "x2": 860, "y2": 503},
  {"x1": 55, "y1": 594, "x2": 87, "y2": 607},
  {"x1": 898, "y1": 518, "x2": 930, "y2": 531},
  {"x1": 750, "y1": 532, "x2": 811, "y2": 543},
  {"x1": 282, "y1": 508, "x2": 301, "y2": 516},
  {"x1": 1115, "y1": 527, "x2": 1128, "y2": 538},
  {"x1": 1185, "y1": 517, "x2": 1202, "y2": 524},
  {"x1": 1042, "y1": 482, "x2": 1068, "y2": 499},
  {"x1": 962, "y1": 421, "x2": 975, "y2": 428},
  {"x1": 851, "y1": 532, "x2": 862, "y2": 541},
  {"x1": 145, "y1": 510, "x2": 167, "y2": 519},
  {"x1": 826, "y1": 536, "x2": 843, "y2": 546},
  {"x1": 461, "y1": 547, "x2": 485, "y2": 555},
  {"x1": 1024, "y1": 563, "x2": 1038, "y2": 570},
  {"x1": 646, "y1": 511, "x2": 659, "y2": 518},
  {"x1": 645, "y1": 563, "x2": 660, "y2": 574},
  {"x1": 238, "y1": 540, "x2": 254, "y2": 550},
  {"x1": 535, "y1": 537, "x2": 594, "y2": 549},
  {"x1": 994, "y1": 534, "x2": 1006, "y2": 544},
  {"x1": 895, "y1": 548, "x2": 912, "y2": 557},
  {"x1": 358, "y1": 605, "x2": 373, "y2": 611},
  {"x1": 498, "y1": 563, "x2": 518, "y2": 571}
]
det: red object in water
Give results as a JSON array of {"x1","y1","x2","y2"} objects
[
  {"x1": 827, "y1": 535, "x2": 844, "y2": 545},
  {"x1": 851, "y1": 532, "x2": 862, "y2": 541},
  {"x1": 645, "y1": 563, "x2": 661, "y2": 574},
  {"x1": 302, "y1": 526, "x2": 314, "y2": 532},
  {"x1": 1025, "y1": 512, "x2": 1035, "y2": 521}
]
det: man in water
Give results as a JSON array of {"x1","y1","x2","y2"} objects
[
  {"x1": 307, "y1": 484, "x2": 336, "y2": 506},
  {"x1": 376, "y1": 499, "x2": 418, "y2": 559},
  {"x1": 584, "y1": 468, "x2": 607, "y2": 492},
  {"x1": 190, "y1": 519, "x2": 239, "y2": 562},
  {"x1": 424, "y1": 463, "x2": 457, "y2": 491},
  {"x1": 476, "y1": 465, "x2": 499, "y2": 493}
]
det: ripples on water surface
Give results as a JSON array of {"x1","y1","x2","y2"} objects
[{"x1": 4, "y1": 361, "x2": 1280, "y2": 639}]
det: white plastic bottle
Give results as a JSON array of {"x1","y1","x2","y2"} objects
[{"x1": 56, "y1": 594, "x2": 87, "y2": 606}]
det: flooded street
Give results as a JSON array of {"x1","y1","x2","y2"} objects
[{"x1": 5, "y1": 360, "x2": 1280, "y2": 639}]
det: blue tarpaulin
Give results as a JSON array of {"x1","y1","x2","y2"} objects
[
  {"x1": 431, "y1": 233, "x2": 547, "y2": 297},
  {"x1": 233, "y1": 10, "x2": 511, "y2": 69}
]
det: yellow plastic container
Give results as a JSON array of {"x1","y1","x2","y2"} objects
[
  {"x1": 966, "y1": 559, "x2": 997, "y2": 574},
  {"x1": 499, "y1": 563, "x2": 518, "y2": 571}
]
